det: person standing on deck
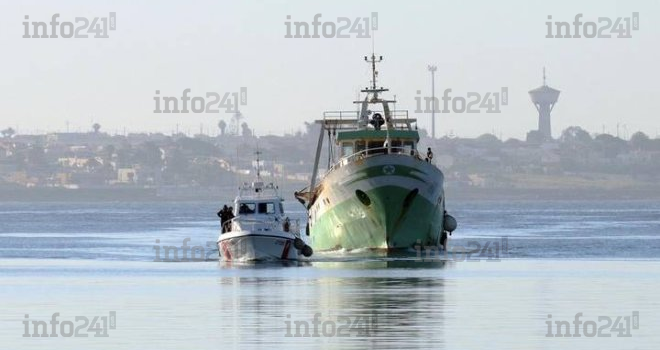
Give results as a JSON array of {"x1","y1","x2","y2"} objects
[
  {"x1": 226, "y1": 207, "x2": 235, "y2": 232},
  {"x1": 426, "y1": 147, "x2": 434, "y2": 163},
  {"x1": 217, "y1": 205, "x2": 229, "y2": 233}
]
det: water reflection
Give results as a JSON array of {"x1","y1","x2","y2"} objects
[
  {"x1": 214, "y1": 258, "x2": 449, "y2": 349},
  {"x1": 217, "y1": 259, "x2": 451, "y2": 270},
  {"x1": 3, "y1": 259, "x2": 659, "y2": 349},
  {"x1": 217, "y1": 259, "x2": 311, "y2": 269}
]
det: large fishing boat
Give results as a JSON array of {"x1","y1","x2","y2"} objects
[{"x1": 295, "y1": 54, "x2": 457, "y2": 251}]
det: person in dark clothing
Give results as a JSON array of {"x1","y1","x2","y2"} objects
[
  {"x1": 426, "y1": 147, "x2": 434, "y2": 163},
  {"x1": 283, "y1": 217, "x2": 291, "y2": 232},
  {"x1": 217, "y1": 205, "x2": 227, "y2": 220},
  {"x1": 225, "y1": 207, "x2": 235, "y2": 232},
  {"x1": 218, "y1": 205, "x2": 230, "y2": 233},
  {"x1": 369, "y1": 113, "x2": 384, "y2": 130}
]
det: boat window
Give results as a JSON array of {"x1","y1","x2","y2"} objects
[
  {"x1": 342, "y1": 142, "x2": 354, "y2": 157},
  {"x1": 403, "y1": 142, "x2": 413, "y2": 155},
  {"x1": 403, "y1": 141, "x2": 416, "y2": 155},
  {"x1": 391, "y1": 140, "x2": 403, "y2": 153},
  {"x1": 238, "y1": 203, "x2": 256, "y2": 214},
  {"x1": 279, "y1": 201, "x2": 284, "y2": 214},
  {"x1": 355, "y1": 141, "x2": 366, "y2": 153},
  {"x1": 258, "y1": 202, "x2": 276, "y2": 214},
  {"x1": 368, "y1": 141, "x2": 387, "y2": 155}
]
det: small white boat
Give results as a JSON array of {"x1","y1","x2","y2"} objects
[{"x1": 217, "y1": 179, "x2": 313, "y2": 262}]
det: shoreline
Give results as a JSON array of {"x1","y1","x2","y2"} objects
[{"x1": 2, "y1": 186, "x2": 660, "y2": 201}]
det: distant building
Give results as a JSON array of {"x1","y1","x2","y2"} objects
[
  {"x1": 117, "y1": 168, "x2": 137, "y2": 183},
  {"x1": 529, "y1": 68, "x2": 560, "y2": 140}
]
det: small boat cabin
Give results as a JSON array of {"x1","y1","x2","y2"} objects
[{"x1": 234, "y1": 181, "x2": 284, "y2": 217}]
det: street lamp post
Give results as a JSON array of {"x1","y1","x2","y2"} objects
[{"x1": 428, "y1": 65, "x2": 437, "y2": 139}]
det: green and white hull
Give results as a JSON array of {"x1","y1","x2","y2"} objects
[
  {"x1": 307, "y1": 154, "x2": 445, "y2": 251},
  {"x1": 298, "y1": 53, "x2": 456, "y2": 251}
]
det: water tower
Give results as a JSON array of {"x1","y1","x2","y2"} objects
[{"x1": 529, "y1": 68, "x2": 560, "y2": 140}]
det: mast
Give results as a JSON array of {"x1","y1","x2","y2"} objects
[
  {"x1": 358, "y1": 54, "x2": 394, "y2": 129},
  {"x1": 255, "y1": 149, "x2": 262, "y2": 180},
  {"x1": 365, "y1": 53, "x2": 382, "y2": 90},
  {"x1": 363, "y1": 54, "x2": 387, "y2": 99}
]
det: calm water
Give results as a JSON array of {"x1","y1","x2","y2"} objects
[{"x1": 1, "y1": 200, "x2": 659, "y2": 349}]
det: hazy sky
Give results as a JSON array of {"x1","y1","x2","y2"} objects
[{"x1": 1, "y1": 0, "x2": 658, "y2": 139}]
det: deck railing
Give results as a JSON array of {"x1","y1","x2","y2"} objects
[
  {"x1": 326, "y1": 146, "x2": 423, "y2": 174},
  {"x1": 321, "y1": 110, "x2": 415, "y2": 130},
  {"x1": 226, "y1": 216, "x2": 301, "y2": 235}
]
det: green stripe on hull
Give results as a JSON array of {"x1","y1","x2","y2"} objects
[
  {"x1": 310, "y1": 185, "x2": 444, "y2": 250},
  {"x1": 346, "y1": 164, "x2": 426, "y2": 185}
]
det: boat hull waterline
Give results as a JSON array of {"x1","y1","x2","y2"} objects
[{"x1": 218, "y1": 232, "x2": 299, "y2": 261}]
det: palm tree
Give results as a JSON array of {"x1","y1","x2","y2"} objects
[
  {"x1": 218, "y1": 120, "x2": 227, "y2": 136},
  {"x1": 92, "y1": 123, "x2": 101, "y2": 134}
]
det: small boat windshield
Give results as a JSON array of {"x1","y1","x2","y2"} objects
[
  {"x1": 238, "y1": 203, "x2": 256, "y2": 214},
  {"x1": 236, "y1": 201, "x2": 281, "y2": 215}
]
